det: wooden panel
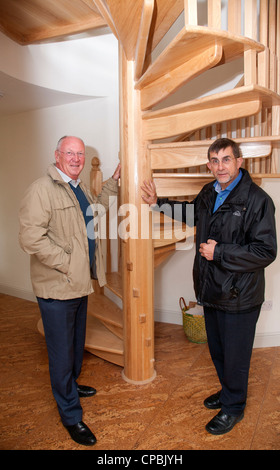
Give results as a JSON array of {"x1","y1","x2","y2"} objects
[
  {"x1": 85, "y1": 316, "x2": 123, "y2": 352},
  {"x1": 139, "y1": 44, "x2": 223, "y2": 110},
  {"x1": 0, "y1": 0, "x2": 107, "y2": 44},
  {"x1": 154, "y1": 173, "x2": 214, "y2": 197},
  {"x1": 143, "y1": 85, "x2": 280, "y2": 141},
  {"x1": 153, "y1": 172, "x2": 278, "y2": 198},
  {"x1": 143, "y1": 88, "x2": 261, "y2": 141},
  {"x1": 154, "y1": 244, "x2": 176, "y2": 268},
  {"x1": 136, "y1": 26, "x2": 264, "y2": 90},
  {"x1": 151, "y1": 145, "x2": 210, "y2": 169},
  {"x1": 244, "y1": 0, "x2": 258, "y2": 86},
  {"x1": 227, "y1": 0, "x2": 241, "y2": 34},
  {"x1": 146, "y1": 0, "x2": 184, "y2": 52},
  {"x1": 105, "y1": 272, "x2": 123, "y2": 299},
  {"x1": 87, "y1": 292, "x2": 123, "y2": 338},
  {"x1": 152, "y1": 211, "x2": 193, "y2": 248},
  {"x1": 134, "y1": 0, "x2": 154, "y2": 80},
  {"x1": 207, "y1": 0, "x2": 221, "y2": 29},
  {"x1": 85, "y1": 316, "x2": 124, "y2": 366},
  {"x1": 184, "y1": 0, "x2": 197, "y2": 25},
  {"x1": 149, "y1": 139, "x2": 273, "y2": 170},
  {"x1": 95, "y1": 0, "x2": 143, "y2": 59},
  {"x1": 95, "y1": 0, "x2": 184, "y2": 60}
]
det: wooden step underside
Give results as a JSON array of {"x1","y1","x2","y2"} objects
[
  {"x1": 152, "y1": 211, "x2": 192, "y2": 248},
  {"x1": 142, "y1": 85, "x2": 280, "y2": 141},
  {"x1": 85, "y1": 315, "x2": 124, "y2": 367},
  {"x1": 87, "y1": 292, "x2": 123, "y2": 338}
]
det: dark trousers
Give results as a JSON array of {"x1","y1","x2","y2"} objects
[
  {"x1": 204, "y1": 306, "x2": 261, "y2": 416},
  {"x1": 37, "y1": 296, "x2": 88, "y2": 426}
]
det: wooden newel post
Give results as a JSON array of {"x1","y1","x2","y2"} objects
[
  {"x1": 119, "y1": 46, "x2": 156, "y2": 384},
  {"x1": 90, "y1": 156, "x2": 102, "y2": 197}
]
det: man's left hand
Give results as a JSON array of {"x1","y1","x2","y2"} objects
[{"x1": 199, "y1": 239, "x2": 217, "y2": 261}]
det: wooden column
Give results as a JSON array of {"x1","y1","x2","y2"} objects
[{"x1": 119, "y1": 45, "x2": 156, "y2": 384}]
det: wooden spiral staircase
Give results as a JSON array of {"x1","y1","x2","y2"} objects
[{"x1": 82, "y1": 0, "x2": 280, "y2": 384}]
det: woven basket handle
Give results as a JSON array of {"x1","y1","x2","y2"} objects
[{"x1": 179, "y1": 297, "x2": 187, "y2": 311}]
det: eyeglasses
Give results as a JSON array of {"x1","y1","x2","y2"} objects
[
  {"x1": 209, "y1": 156, "x2": 236, "y2": 167},
  {"x1": 59, "y1": 151, "x2": 85, "y2": 158}
]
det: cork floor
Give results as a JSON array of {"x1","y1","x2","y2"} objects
[{"x1": 0, "y1": 293, "x2": 279, "y2": 451}]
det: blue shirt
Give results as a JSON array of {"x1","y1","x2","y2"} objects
[{"x1": 213, "y1": 170, "x2": 242, "y2": 213}]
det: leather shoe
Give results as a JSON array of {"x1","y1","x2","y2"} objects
[
  {"x1": 65, "y1": 421, "x2": 97, "y2": 446},
  {"x1": 204, "y1": 391, "x2": 222, "y2": 409},
  {"x1": 77, "y1": 384, "x2": 96, "y2": 397},
  {"x1": 206, "y1": 410, "x2": 244, "y2": 435}
]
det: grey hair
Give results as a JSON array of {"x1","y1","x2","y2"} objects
[{"x1": 56, "y1": 136, "x2": 85, "y2": 151}]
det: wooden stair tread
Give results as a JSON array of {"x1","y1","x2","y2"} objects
[
  {"x1": 154, "y1": 174, "x2": 213, "y2": 197},
  {"x1": 144, "y1": 86, "x2": 280, "y2": 120},
  {"x1": 88, "y1": 291, "x2": 123, "y2": 339},
  {"x1": 152, "y1": 211, "x2": 191, "y2": 248},
  {"x1": 154, "y1": 244, "x2": 176, "y2": 268},
  {"x1": 136, "y1": 25, "x2": 264, "y2": 90},
  {"x1": 153, "y1": 172, "x2": 276, "y2": 197},
  {"x1": 85, "y1": 315, "x2": 123, "y2": 353},
  {"x1": 0, "y1": 1, "x2": 108, "y2": 45},
  {"x1": 88, "y1": 291, "x2": 122, "y2": 326},
  {"x1": 136, "y1": 26, "x2": 265, "y2": 109},
  {"x1": 149, "y1": 137, "x2": 279, "y2": 170},
  {"x1": 85, "y1": 315, "x2": 124, "y2": 367},
  {"x1": 105, "y1": 272, "x2": 123, "y2": 299},
  {"x1": 143, "y1": 85, "x2": 280, "y2": 140}
]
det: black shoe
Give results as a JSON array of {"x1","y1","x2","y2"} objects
[
  {"x1": 77, "y1": 384, "x2": 97, "y2": 397},
  {"x1": 65, "y1": 421, "x2": 97, "y2": 446},
  {"x1": 204, "y1": 391, "x2": 222, "y2": 410},
  {"x1": 206, "y1": 410, "x2": 244, "y2": 435}
]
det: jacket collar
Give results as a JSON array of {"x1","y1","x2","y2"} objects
[
  {"x1": 47, "y1": 163, "x2": 65, "y2": 183},
  {"x1": 47, "y1": 164, "x2": 83, "y2": 187},
  {"x1": 200, "y1": 168, "x2": 253, "y2": 209}
]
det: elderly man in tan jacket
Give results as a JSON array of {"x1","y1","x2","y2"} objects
[{"x1": 19, "y1": 136, "x2": 120, "y2": 446}]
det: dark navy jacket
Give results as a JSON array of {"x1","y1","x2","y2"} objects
[{"x1": 157, "y1": 169, "x2": 277, "y2": 312}]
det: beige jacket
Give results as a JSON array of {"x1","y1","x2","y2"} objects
[{"x1": 19, "y1": 164, "x2": 118, "y2": 300}]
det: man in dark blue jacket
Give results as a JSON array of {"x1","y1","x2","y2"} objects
[{"x1": 142, "y1": 138, "x2": 277, "y2": 435}]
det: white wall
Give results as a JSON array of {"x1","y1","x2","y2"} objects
[
  {"x1": 0, "y1": 30, "x2": 118, "y2": 97},
  {"x1": 0, "y1": 97, "x2": 119, "y2": 300},
  {"x1": 0, "y1": 31, "x2": 119, "y2": 300}
]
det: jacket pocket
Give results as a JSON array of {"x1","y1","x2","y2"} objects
[
  {"x1": 65, "y1": 235, "x2": 91, "y2": 292},
  {"x1": 49, "y1": 197, "x2": 76, "y2": 239}
]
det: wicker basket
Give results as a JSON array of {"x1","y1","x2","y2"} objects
[{"x1": 180, "y1": 297, "x2": 207, "y2": 344}]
